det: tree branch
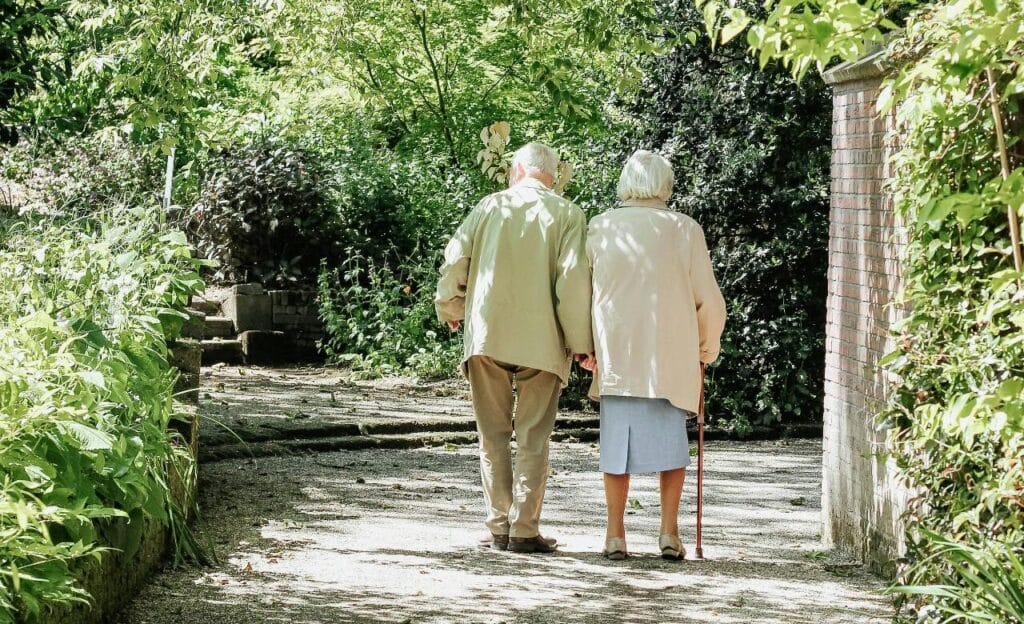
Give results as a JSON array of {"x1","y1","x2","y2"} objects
[{"x1": 413, "y1": 8, "x2": 460, "y2": 167}]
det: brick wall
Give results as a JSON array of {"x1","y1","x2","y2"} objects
[
  {"x1": 822, "y1": 57, "x2": 907, "y2": 573},
  {"x1": 268, "y1": 289, "x2": 323, "y2": 354}
]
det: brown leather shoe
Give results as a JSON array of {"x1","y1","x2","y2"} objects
[
  {"x1": 508, "y1": 535, "x2": 557, "y2": 553},
  {"x1": 479, "y1": 533, "x2": 509, "y2": 551}
]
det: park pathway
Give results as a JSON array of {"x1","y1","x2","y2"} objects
[{"x1": 117, "y1": 367, "x2": 892, "y2": 624}]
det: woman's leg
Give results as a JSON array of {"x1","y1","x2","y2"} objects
[
  {"x1": 603, "y1": 472, "x2": 631, "y2": 539},
  {"x1": 659, "y1": 468, "x2": 686, "y2": 536}
]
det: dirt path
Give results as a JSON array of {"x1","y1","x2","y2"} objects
[{"x1": 117, "y1": 368, "x2": 891, "y2": 624}]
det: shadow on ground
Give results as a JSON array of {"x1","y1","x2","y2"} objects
[{"x1": 118, "y1": 435, "x2": 891, "y2": 624}]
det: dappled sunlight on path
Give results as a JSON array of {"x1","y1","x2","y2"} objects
[{"x1": 119, "y1": 435, "x2": 890, "y2": 624}]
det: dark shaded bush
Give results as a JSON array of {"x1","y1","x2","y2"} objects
[
  {"x1": 186, "y1": 135, "x2": 338, "y2": 286},
  {"x1": 629, "y1": 5, "x2": 831, "y2": 429}
]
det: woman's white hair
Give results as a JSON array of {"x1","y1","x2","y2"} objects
[
  {"x1": 511, "y1": 142, "x2": 560, "y2": 179},
  {"x1": 617, "y1": 150, "x2": 674, "y2": 202}
]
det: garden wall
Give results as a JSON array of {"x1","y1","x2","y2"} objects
[
  {"x1": 821, "y1": 52, "x2": 908, "y2": 573},
  {"x1": 49, "y1": 344, "x2": 199, "y2": 624}
]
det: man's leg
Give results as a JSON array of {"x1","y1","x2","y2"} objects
[
  {"x1": 507, "y1": 367, "x2": 561, "y2": 541},
  {"x1": 466, "y1": 356, "x2": 515, "y2": 537}
]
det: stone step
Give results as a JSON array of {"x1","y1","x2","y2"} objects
[
  {"x1": 190, "y1": 296, "x2": 221, "y2": 316},
  {"x1": 199, "y1": 430, "x2": 481, "y2": 463},
  {"x1": 204, "y1": 316, "x2": 236, "y2": 339},
  {"x1": 201, "y1": 339, "x2": 244, "y2": 365}
]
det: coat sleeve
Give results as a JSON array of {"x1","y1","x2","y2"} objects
[
  {"x1": 554, "y1": 207, "x2": 594, "y2": 355},
  {"x1": 689, "y1": 225, "x2": 727, "y2": 364},
  {"x1": 435, "y1": 207, "x2": 479, "y2": 324}
]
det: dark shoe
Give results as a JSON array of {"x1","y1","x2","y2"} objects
[
  {"x1": 479, "y1": 533, "x2": 509, "y2": 551},
  {"x1": 508, "y1": 535, "x2": 557, "y2": 553}
]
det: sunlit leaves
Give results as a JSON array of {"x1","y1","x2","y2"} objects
[
  {"x1": 0, "y1": 208, "x2": 205, "y2": 620},
  {"x1": 696, "y1": 0, "x2": 896, "y2": 79}
]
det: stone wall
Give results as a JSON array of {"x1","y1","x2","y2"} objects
[
  {"x1": 269, "y1": 289, "x2": 323, "y2": 355},
  {"x1": 49, "y1": 345, "x2": 200, "y2": 623},
  {"x1": 214, "y1": 280, "x2": 325, "y2": 360},
  {"x1": 821, "y1": 52, "x2": 907, "y2": 573}
]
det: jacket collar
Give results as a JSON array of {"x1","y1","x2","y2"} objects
[
  {"x1": 621, "y1": 198, "x2": 669, "y2": 210},
  {"x1": 512, "y1": 177, "x2": 552, "y2": 191}
]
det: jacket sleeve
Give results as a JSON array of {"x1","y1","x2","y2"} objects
[
  {"x1": 689, "y1": 225, "x2": 727, "y2": 364},
  {"x1": 435, "y1": 207, "x2": 478, "y2": 324},
  {"x1": 554, "y1": 207, "x2": 594, "y2": 355}
]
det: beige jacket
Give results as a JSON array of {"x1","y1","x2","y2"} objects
[
  {"x1": 587, "y1": 199, "x2": 726, "y2": 413},
  {"x1": 435, "y1": 178, "x2": 594, "y2": 383}
]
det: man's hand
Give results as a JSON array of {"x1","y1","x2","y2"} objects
[
  {"x1": 574, "y1": 352, "x2": 597, "y2": 372},
  {"x1": 447, "y1": 320, "x2": 462, "y2": 331}
]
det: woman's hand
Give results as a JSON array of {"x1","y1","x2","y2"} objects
[{"x1": 574, "y1": 352, "x2": 597, "y2": 372}]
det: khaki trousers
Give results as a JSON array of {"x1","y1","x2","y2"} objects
[{"x1": 466, "y1": 356, "x2": 561, "y2": 538}]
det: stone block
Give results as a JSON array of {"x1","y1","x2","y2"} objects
[
  {"x1": 201, "y1": 339, "x2": 244, "y2": 365},
  {"x1": 239, "y1": 330, "x2": 291, "y2": 365},
  {"x1": 232, "y1": 282, "x2": 264, "y2": 296},
  {"x1": 222, "y1": 291, "x2": 273, "y2": 332},
  {"x1": 168, "y1": 339, "x2": 202, "y2": 374},
  {"x1": 204, "y1": 315, "x2": 236, "y2": 338},
  {"x1": 180, "y1": 309, "x2": 206, "y2": 340},
  {"x1": 188, "y1": 295, "x2": 220, "y2": 316}
]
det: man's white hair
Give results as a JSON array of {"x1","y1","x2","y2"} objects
[
  {"x1": 617, "y1": 149, "x2": 674, "y2": 202},
  {"x1": 511, "y1": 142, "x2": 560, "y2": 179}
]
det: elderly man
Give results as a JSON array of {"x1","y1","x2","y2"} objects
[{"x1": 436, "y1": 142, "x2": 593, "y2": 554}]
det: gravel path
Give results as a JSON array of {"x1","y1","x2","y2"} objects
[{"x1": 117, "y1": 426, "x2": 892, "y2": 623}]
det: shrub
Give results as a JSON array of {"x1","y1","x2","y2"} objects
[
  {"x1": 186, "y1": 133, "x2": 337, "y2": 286},
  {"x1": 629, "y1": 6, "x2": 830, "y2": 430},
  {"x1": 0, "y1": 207, "x2": 204, "y2": 622},
  {"x1": 0, "y1": 132, "x2": 162, "y2": 216},
  {"x1": 318, "y1": 252, "x2": 462, "y2": 380}
]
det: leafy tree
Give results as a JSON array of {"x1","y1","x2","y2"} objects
[
  {"x1": 274, "y1": 0, "x2": 666, "y2": 168},
  {"x1": 0, "y1": 0, "x2": 67, "y2": 143},
  {"x1": 6, "y1": 0, "x2": 277, "y2": 153}
]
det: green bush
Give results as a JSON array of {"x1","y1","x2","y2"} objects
[
  {"x1": 318, "y1": 252, "x2": 462, "y2": 380},
  {"x1": 871, "y1": 4, "x2": 1024, "y2": 621},
  {"x1": 1, "y1": 132, "x2": 162, "y2": 215},
  {"x1": 0, "y1": 207, "x2": 204, "y2": 622},
  {"x1": 186, "y1": 133, "x2": 337, "y2": 286},
  {"x1": 629, "y1": 5, "x2": 830, "y2": 429}
]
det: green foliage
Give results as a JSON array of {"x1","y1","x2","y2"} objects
[
  {"x1": 879, "y1": 3, "x2": 1024, "y2": 618},
  {"x1": 186, "y1": 132, "x2": 336, "y2": 286},
  {"x1": 318, "y1": 253, "x2": 462, "y2": 380},
  {"x1": 0, "y1": 207, "x2": 205, "y2": 622},
  {"x1": 695, "y1": 0, "x2": 903, "y2": 79},
  {"x1": 277, "y1": 0, "x2": 664, "y2": 165},
  {"x1": 5, "y1": 0, "x2": 277, "y2": 153},
  {"x1": 696, "y1": 0, "x2": 1024, "y2": 617},
  {"x1": 630, "y1": 2, "x2": 831, "y2": 429},
  {"x1": 0, "y1": 0, "x2": 66, "y2": 143},
  {"x1": 1, "y1": 131, "x2": 162, "y2": 215},
  {"x1": 889, "y1": 531, "x2": 1024, "y2": 624}
]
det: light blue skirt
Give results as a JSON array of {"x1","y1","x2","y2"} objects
[{"x1": 599, "y1": 395, "x2": 692, "y2": 475}]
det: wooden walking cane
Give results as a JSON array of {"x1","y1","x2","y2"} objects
[{"x1": 694, "y1": 362, "x2": 706, "y2": 560}]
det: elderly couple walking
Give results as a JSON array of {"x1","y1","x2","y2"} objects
[{"x1": 435, "y1": 142, "x2": 726, "y2": 560}]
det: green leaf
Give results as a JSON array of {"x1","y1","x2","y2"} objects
[{"x1": 62, "y1": 422, "x2": 115, "y2": 451}]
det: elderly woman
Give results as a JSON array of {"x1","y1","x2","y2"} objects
[{"x1": 583, "y1": 150, "x2": 726, "y2": 560}]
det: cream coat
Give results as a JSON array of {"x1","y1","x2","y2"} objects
[
  {"x1": 587, "y1": 199, "x2": 726, "y2": 413},
  {"x1": 435, "y1": 179, "x2": 594, "y2": 383}
]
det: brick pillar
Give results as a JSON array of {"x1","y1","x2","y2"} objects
[{"x1": 821, "y1": 53, "x2": 907, "y2": 573}]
